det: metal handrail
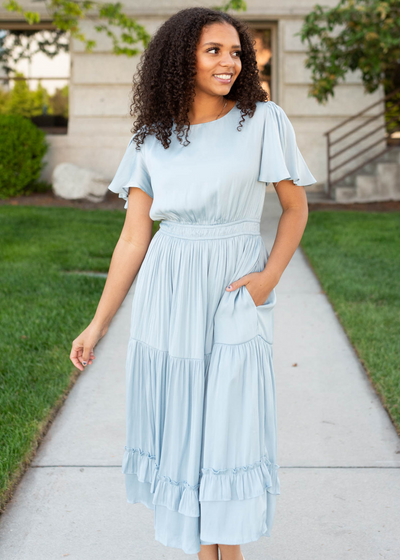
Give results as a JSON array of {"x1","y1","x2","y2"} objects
[{"x1": 324, "y1": 86, "x2": 400, "y2": 198}]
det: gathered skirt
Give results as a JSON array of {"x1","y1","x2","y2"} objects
[{"x1": 122, "y1": 219, "x2": 280, "y2": 554}]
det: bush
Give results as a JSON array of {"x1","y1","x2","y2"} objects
[{"x1": 0, "y1": 114, "x2": 49, "y2": 199}]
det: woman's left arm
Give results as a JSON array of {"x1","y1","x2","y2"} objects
[
  {"x1": 262, "y1": 179, "x2": 309, "y2": 284},
  {"x1": 225, "y1": 180, "x2": 308, "y2": 305}
]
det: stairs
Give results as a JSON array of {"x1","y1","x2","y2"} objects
[{"x1": 333, "y1": 146, "x2": 400, "y2": 203}]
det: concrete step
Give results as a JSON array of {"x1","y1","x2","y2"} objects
[
  {"x1": 342, "y1": 174, "x2": 356, "y2": 187},
  {"x1": 305, "y1": 191, "x2": 331, "y2": 203},
  {"x1": 356, "y1": 163, "x2": 400, "y2": 201},
  {"x1": 333, "y1": 147, "x2": 400, "y2": 202},
  {"x1": 380, "y1": 146, "x2": 400, "y2": 163},
  {"x1": 334, "y1": 185, "x2": 357, "y2": 202},
  {"x1": 355, "y1": 175, "x2": 378, "y2": 199}
]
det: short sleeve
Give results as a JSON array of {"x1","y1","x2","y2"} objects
[
  {"x1": 108, "y1": 135, "x2": 153, "y2": 209},
  {"x1": 258, "y1": 101, "x2": 317, "y2": 187}
]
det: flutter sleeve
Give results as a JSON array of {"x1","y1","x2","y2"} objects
[
  {"x1": 258, "y1": 101, "x2": 317, "y2": 187},
  {"x1": 108, "y1": 135, "x2": 153, "y2": 209}
]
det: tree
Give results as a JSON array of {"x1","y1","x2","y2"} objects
[
  {"x1": 0, "y1": 86, "x2": 9, "y2": 113},
  {"x1": 32, "y1": 81, "x2": 50, "y2": 115},
  {"x1": 5, "y1": 72, "x2": 36, "y2": 117},
  {"x1": 298, "y1": 0, "x2": 400, "y2": 104},
  {"x1": 0, "y1": 72, "x2": 62, "y2": 117},
  {"x1": 48, "y1": 84, "x2": 69, "y2": 118},
  {"x1": 0, "y1": 28, "x2": 69, "y2": 75},
  {"x1": 2, "y1": 0, "x2": 151, "y2": 61}
]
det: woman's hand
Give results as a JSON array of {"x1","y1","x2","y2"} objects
[
  {"x1": 225, "y1": 271, "x2": 276, "y2": 307},
  {"x1": 70, "y1": 322, "x2": 108, "y2": 372},
  {"x1": 226, "y1": 181, "x2": 308, "y2": 305}
]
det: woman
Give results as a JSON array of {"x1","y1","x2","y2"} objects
[{"x1": 70, "y1": 7, "x2": 316, "y2": 560}]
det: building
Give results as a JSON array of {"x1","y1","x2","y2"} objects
[{"x1": 1, "y1": 1, "x2": 391, "y2": 201}]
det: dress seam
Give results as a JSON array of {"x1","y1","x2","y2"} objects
[
  {"x1": 159, "y1": 230, "x2": 262, "y2": 241},
  {"x1": 123, "y1": 446, "x2": 200, "y2": 490},
  {"x1": 123, "y1": 445, "x2": 280, "y2": 482},
  {"x1": 160, "y1": 218, "x2": 260, "y2": 227},
  {"x1": 213, "y1": 334, "x2": 272, "y2": 347},
  {"x1": 129, "y1": 336, "x2": 212, "y2": 360},
  {"x1": 129, "y1": 335, "x2": 272, "y2": 356}
]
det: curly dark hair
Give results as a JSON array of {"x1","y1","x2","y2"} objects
[{"x1": 129, "y1": 7, "x2": 268, "y2": 150}]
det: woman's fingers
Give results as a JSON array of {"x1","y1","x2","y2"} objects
[
  {"x1": 85, "y1": 351, "x2": 95, "y2": 366},
  {"x1": 70, "y1": 345, "x2": 84, "y2": 371},
  {"x1": 79, "y1": 348, "x2": 94, "y2": 367},
  {"x1": 70, "y1": 325, "x2": 102, "y2": 371},
  {"x1": 70, "y1": 339, "x2": 96, "y2": 370},
  {"x1": 225, "y1": 274, "x2": 250, "y2": 292}
]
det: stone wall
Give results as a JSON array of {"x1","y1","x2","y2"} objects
[{"x1": 1, "y1": 0, "x2": 384, "y2": 193}]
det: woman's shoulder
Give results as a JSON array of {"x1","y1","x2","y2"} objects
[
  {"x1": 255, "y1": 100, "x2": 286, "y2": 119},
  {"x1": 129, "y1": 125, "x2": 149, "y2": 149},
  {"x1": 254, "y1": 100, "x2": 294, "y2": 136}
]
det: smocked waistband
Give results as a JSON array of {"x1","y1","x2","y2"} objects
[{"x1": 158, "y1": 219, "x2": 261, "y2": 240}]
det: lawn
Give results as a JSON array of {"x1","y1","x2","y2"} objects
[
  {"x1": 301, "y1": 211, "x2": 400, "y2": 434},
  {"x1": 1, "y1": 206, "x2": 399, "y2": 512},
  {"x1": 0, "y1": 205, "x2": 158, "y2": 511}
]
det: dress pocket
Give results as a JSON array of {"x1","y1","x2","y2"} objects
[
  {"x1": 242, "y1": 283, "x2": 276, "y2": 310},
  {"x1": 213, "y1": 285, "x2": 258, "y2": 345},
  {"x1": 241, "y1": 284, "x2": 277, "y2": 345}
]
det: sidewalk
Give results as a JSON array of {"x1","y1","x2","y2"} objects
[{"x1": 1, "y1": 191, "x2": 399, "y2": 559}]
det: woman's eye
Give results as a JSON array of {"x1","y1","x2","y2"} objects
[{"x1": 207, "y1": 48, "x2": 242, "y2": 57}]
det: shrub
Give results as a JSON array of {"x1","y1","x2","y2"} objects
[{"x1": 0, "y1": 114, "x2": 49, "y2": 199}]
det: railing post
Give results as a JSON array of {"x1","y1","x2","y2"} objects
[{"x1": 326, "y1": 132, "x2": 332, "y2": 199}]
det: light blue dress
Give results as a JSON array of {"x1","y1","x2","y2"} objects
[{"x1": 108, "y1": 100, "x2": 317, "y2": 554}]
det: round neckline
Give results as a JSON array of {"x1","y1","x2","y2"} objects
[{"x1": 189, "y1": 101, "x2": 237, "y2": 127}]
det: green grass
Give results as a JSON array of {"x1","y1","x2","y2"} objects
[
  {"x1": 301, "y1": 211, "x2": 400, "y2": 433},
  {"x1": 0, "y1": 205, "x2": 158, "y2": 511},
  {"x1": 2, "y1": 206, "x2": 399, "y2": 510}
]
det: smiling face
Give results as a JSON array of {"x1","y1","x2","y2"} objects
[{"x1": 194, "y1": 22, "x2": 242, "y2": 96}]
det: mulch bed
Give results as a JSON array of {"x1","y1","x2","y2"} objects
[
  {"x1": 1, "y1": 190, "x2": 400, "y2": 212},
  {"x1": 307, "y1": 200, "x2": 400, "y2": 212},
  {"x1": 0, "y1": 190, "x2": 125, "y2": 210}
]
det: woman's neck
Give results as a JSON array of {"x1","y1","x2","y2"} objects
[{"x1": 188, "y1": 97, "x2": 235, "y2": 125}]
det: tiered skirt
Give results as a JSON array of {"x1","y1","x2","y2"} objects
[{"x1": 122, "y1": 219, "x2": 280, "y2": 554}]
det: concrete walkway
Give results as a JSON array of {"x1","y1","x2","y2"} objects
[{"x1": 1, "y1": 191, "x2": 399, "y2": 559}]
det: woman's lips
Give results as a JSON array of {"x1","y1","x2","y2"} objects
[{"x1": 213, "y1": 74, "x2": 232, "y2": 84}]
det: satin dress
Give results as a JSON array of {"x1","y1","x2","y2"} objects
[{"x1": 108, "y1": 100, "x2": 317, "y2": 554}]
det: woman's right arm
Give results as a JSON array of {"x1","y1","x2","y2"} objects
[{"x1": 70, "y1": 187, "x2": 154, "y2": 371}]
